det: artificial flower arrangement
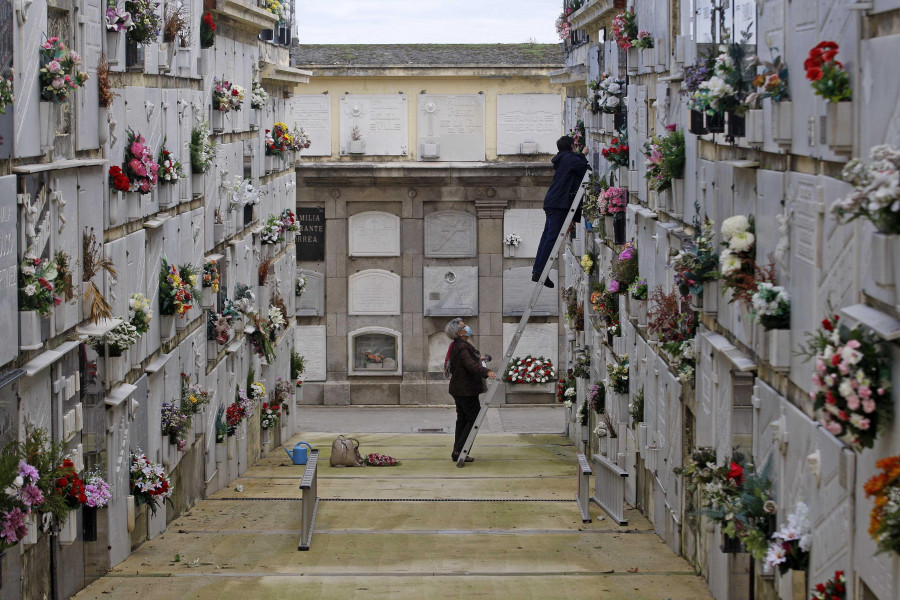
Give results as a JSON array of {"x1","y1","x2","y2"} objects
[
  {"x1": 232, "y1": 283, "x2": 256, "y2": 316},
  {"x1": 247, "y1": 312, "x2": 277, "y2": 362},
  {"x1": 607, "y1": 356, "x2": 629, "y2": 394},
  {"x1": 200, "y1": 12, "x2": 215, "y2": 48},
  {"x1": 673, "y1": 215, "x2": 719, "y2": 297},
  {"x1": 568, "y1": 120, "x2": 585, "y2": 154},
  {"x1": 589, "y1": 279, "x2": 619, "y2": 324},
  {"x1": 280, "y1": 209, "x2": 299, "y2": 234},
  {"x1": 83, "y1": 470, "x2": 111, "y2": 508},
  {"x1": 105, "y1": 1, "x2": 134, "y2": 31},
  {"x1": 648, "y1": 286, "x2": 696, "y2": 383},
  {"x1": 118, "y1": 129, "x2": 159, "y2": 193},
  {"x1": 750, "y1": 282, "x2": 790, "y2": 330},
  {"x1": 763, "y1": 501, "x2": 811, "y2": 574},
  {"x1": 602, "y1": 135, "x2": 630, "y2": 168},
  {"x1": 592, "y1": 72, "x2": 625, "y2": 114},
  {"x1": 588, "y1": 382, "x2": 605, "y2": 413},
  {"x1": 212, "y1": 77, "x2": 245, "y2": 112},
  {"x1": 719, "y1": 215, "x2": 757, "y2": 304},
  {"x1": 264, "y1": 0, "x2": 282, "y2": 19},
  {"x1": 572, "y1": 352, "x2": 591, "y2": 379},
  {"x1": 557, "y1": 372, "x2": 576, "y2": 407},
  {"x1": 223, "y1": 175, "x2": 259, "y2": 212},
  {"x1": 260, "y1": 401, "x2": 281, "y2": 430},
  {"x1": 643, "y1": 125, "x2": 684, "y2": 192},
  {"x1": 261, "y1": 215, "x2": 283, "y2": 245},
  {"x1": 124, "y1": 0, "x2": 162, "y2": 45},
  {"x1": 811, "y1": 571, "x2": 847, "y2": 600},
  {"x1": 265, "y1": 122, "x2": 293, "y2": 157},
  {"x1": 129, "y1": 450, "x2": 172, "y2": 514},
  {"x1": 834, "y1": 145, "x2": 900, "y2": 234},
  {"x1": 158, "y1": 257, "x2": 195, "y2": 317},
  {"x1": 608, "y1": 243, "x2": 638, "y2": 295},
  {"x1": 628, "y1": 279, "x2": 648, "y2": 300},
  {"x1": 190, "y1": 115, "x2": 217, "y2": 174},
  {"x1": 863, "y1": 454, "x2": 900, "y2": 555},
  {"x1": 366, "y1": 453, "x2": 400, "y2": 466},
  {"x1": 628, "y1": 387, "x2": 644, "y2": 425},
  {"x1": 555, "y1": 4, "x2": 574, "y2": 39},
  {"x1": 250, "y1": 80, "x2": 269, "y2": 109},
  {"x1": 0, "y1": 73, "x2": 12, "y2": 114},
  {"x1": 580, "y1": 251, "x2": 595, "y2": 275},
  {"x1": 506, "y1": 356, "x2": 555, "y2": 385},
  {"x1": 180, "y1": 372, "x2": 212, "y2": 417},
  {"x1": 747, "y1": 48, "x2": 790, "y2": 105},
  {"x1": 601, "y1": 186, "x2": 628, "y2": 218},
  {"x1": 681, "y1": 56, "x2": 714, "y2": 98},
  {"x1": 157, "y1": 138, "x2": 184, "y2": 185},
  {"x1": 0, "y1": 453, "x2": 46, "y2": 549},
  {"x1": 562, "y1": 286, "x2": 585, "y2": 332},
  {"x1": 289, "y1": 125, "x2": 312, "y2": 151},
  {"x1": 612, "y1": 9, "x2": 638, "y2": 50},
  {"x1": 39, "y1": 37, "x2": 88, "y2": 103},
  {"x1": 801, "y1": 313, "x2": 892, "y2": 451},
  {"x1": 207, "y1": 310, "x2": 232, "y2": 345},
  {"x1": 128, "y1": 292, "x2": 153, "y2": 333},
  {"x1": 202, "y1": 258, "x2": 220, "y2": 293},
  {"x1": 689, "y1": 40, "x2": 752, "y2": 117},
  {"x1": 291, "y1": 349, "x2": 306, "y2": 387},
  {"x1": 267, "y1": 304, "x2": 286, "y2": 335},
  {"x1": 805, "y1": 41, "x2": 851, "y2": 103},
  {"x1": 503, "y1": 233, "x2": 522, "y2": 247},
  {"x1": 90, "y1": 321, "x2": 140, "y2": 357},
  {"x1": 672, "y1": 446, "x2": 720, "y2": 518},
  {"x1": 161, "y1": 401, "x2": 190, "y2": 450},
  {"x1": 295, "y1": 275, "x2": 307, "y2": 297},
  {"x1": 225, "y1": 387, "x2": 255, "y2": 434},
  {"x1": 695, "y1": 452, "x2": 774, "y2": 559},
  {"x1": 595, "y1": 413, "x2": 617, "y2": 438},
  {"x1": 19, "y1": 255, "x2": 62, "y2": 315}
]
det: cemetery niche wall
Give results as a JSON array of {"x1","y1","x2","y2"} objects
[
  {"x1": 0, "y1": 0, "x2": 310, "y2": 594},
  {"x1": 556, "y1": 0, "x2": 900, "y2": 599}
]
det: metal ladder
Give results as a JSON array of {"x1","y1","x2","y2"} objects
[{"x1": 457, "y1": 171, "x2": 591, "y2": 467}]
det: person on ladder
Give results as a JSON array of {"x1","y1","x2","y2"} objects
[
  {"x1": 444, "y1": 318, "x2": 497, "y2": 463},
  {"x1": 532, "y1": 135, "x2": 591, "y2": 288}
]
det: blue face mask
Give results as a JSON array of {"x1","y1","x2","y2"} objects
[{"x1": 463, "y1": 326, "x2": 472, "y2": 337}]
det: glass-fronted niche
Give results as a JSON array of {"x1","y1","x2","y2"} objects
[{"x1": 348, "y1": 327, "x2": 402, "y2": 376}]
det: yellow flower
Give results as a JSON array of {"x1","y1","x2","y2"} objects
[
  {"x1": 190, "y1": 396, "x2": 198, "y2": 403},
  {"x1": 189, "y1": 274, "x2": 197, "y2": 286}
]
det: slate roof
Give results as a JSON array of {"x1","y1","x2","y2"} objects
[{"x1": 292, "y1": 44, "x2": 564, "y2": 67}]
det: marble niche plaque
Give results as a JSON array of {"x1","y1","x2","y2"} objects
[
  {"x1": 496, "y1": 94, "x2": 562, "y2": 155},
  {"x1": 339, "y1": 94, "x2": 409, "y2": 156},
  {"x1": 286, "y1": 95, "x2": 332, "y2": 157},
  {"x1": 423, "y1": 267, "x2": 478, "y2": 317},
  {"x1": 348, "y1": 211, "x2": 401, "y2": 257},
  {"x1": 293, "y1": 325, "x2": 326, "y2": 381},
  {"x1": 0, "y1": 176, "x2": 17, "y2": 366},
  {"x1": 503, "y1": 209, "x2": 546, "y2": 258},
  {"x1": 503, "y1": 267, "x2": 559, "y2": 316},
  {"x1": 416, "y1": 95, "x2": 485, "y2": 162},
  {"x1": 296, "y1": 269, "x2": 325, "y2": 317},
  {"x1": 502, "y1": 322, "x2": 559, "y2": 373},
  {"x1": 348, "y1": 269, "x2": 401, "y2": 315},
  {"x1": 424, "y1": 211, "x2": 477, "y2": 258}
]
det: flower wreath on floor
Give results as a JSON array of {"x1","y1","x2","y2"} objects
[{"x1": 365, "y1": 453, "x2": 400, "y2": 466}]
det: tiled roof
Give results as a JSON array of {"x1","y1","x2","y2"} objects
[{"x1": 292, "y1": 44, "x2": 564, "y2": 67}]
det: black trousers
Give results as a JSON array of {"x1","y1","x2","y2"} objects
[
  {"x1": 532, "y1": 208, "x2": 569, "y2": 277},
  {"x1": 452, "y1": 395, "x2": 480, "y2": 455}
]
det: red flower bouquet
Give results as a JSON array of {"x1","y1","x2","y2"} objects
[
  {"x1": 601, "y1": 137, "x2": 629, "y2": 168},
  {"x1": 55, "y1": 459, "x2": 87, "y2": 508},
  {"x1": 804, "y1": 41, "x2": 851, "y2": 103}
]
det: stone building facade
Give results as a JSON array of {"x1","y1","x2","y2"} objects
[
  {"x1": 0, "y1": 0, "x2": 309, "y2": 596},
  {"x1": 289, "y1": 44, "x2": 569, "y2": 405},
  {"x1": 556, "y1": 1, "x2": 900, "y2": 599}
]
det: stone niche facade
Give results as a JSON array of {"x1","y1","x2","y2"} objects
[{"x1": 295, "y1": 163, "x2": 560, "y2": 406}]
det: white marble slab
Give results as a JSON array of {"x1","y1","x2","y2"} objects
[
  {"x1": 502, "y1": 267, "x2": 559, "y2": 316},
  {"x1": 503, "y1": 209, "x2": 546, "y2": 259},
  {"x1": 416, "y1": 95, "x2": 485, "y2": 162},
  {"x1": 348, "y1": 269, "x2": 401, "y2": 315},
  {"x1": 424, "y1": 210, "x2": 477, "y2": 258},
  {"x1": 423, "y1": 267, "x2": 478, "y2": 317},
  {"x1": 496, "y1": 94, "x2": 562, "y2": 155},
  {"x1": 348, "y1": 211, "x2": 401, "y2": 257},
  {"x1": 287, "y1": 95, "x2": 332, "y2": 157},
  {"x1": 339, "y1": 94, "x2": 408, "y2": 156}
]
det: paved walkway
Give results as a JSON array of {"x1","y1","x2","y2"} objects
[{"x1": 75, "y1": 407, "x2": 712, "y2": 599}]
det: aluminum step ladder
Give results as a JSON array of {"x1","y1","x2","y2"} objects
[{"x1": 457, "y1": 171, "x2": 591, "y2": 467}]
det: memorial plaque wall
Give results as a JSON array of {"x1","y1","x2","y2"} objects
[{"x1": 295, "y1": 207, "x2": 325, "y2": 262}]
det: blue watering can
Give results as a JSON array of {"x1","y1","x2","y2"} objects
[{"x1": 285, "y1": 442, "x2": 313, "y2": 465}]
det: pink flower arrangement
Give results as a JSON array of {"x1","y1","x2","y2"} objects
[
  {"x1": 39, "y1": 37, "x2": 88, "y2": 103},
  {"x1": 118, "y1": 129, "x2": 158, "y2": 193},
  {"x1": 601, "y1": 187, "x2": 628, "y2": 214},
  {"x1": 803, "y1": 314, "x2": 892, "y2": 451},
  {"x1": 84, "y1": 471, "x2": 111, "y2": 508}
]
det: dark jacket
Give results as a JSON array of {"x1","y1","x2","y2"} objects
[
  {"x1": 447, "y1": 339, "x2": 489, "y2": 397},
  {"x1": 543, "y1": 151, "x2": 591, "y2": 211}
]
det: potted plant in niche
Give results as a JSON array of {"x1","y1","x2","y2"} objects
[
  {"x1": 18, "y1": 255, "x2": 62, "y2": 348},
  {"x1": 157, "y1": 137, "x2": 184, "y2": 207},
  {"x1": 124, "y1": 0, "x2": 161, "y2": 69},
  {"x1": 747, "y1": 47, "x2": 790, "y2": 145},
  {"x1": 90, "y1": 321, "x2": 140, "y2": 383},
  {"x1": 805, "y1": 41, "x2": 852, "y2": 152},
  {"x1": 349, "y1": 125, "x2": 365, "y2": 154},
  {"x1": 38, "y1": 37, "x2": 89, "y2": 153},
  {"x1": 750, "y1": 282, "x2": 791, "y2": 370},
  {"x1": 249, "y1": 80, "x2": 268, "y2": 129},
  {"x1": 190, "y1": 114, "x2": 217, "y2": 198},
  {"x1": 612, "y1": 9, "x2": 639, "y2": 73},
  {"x1": 504, "y1": 233, "x2": 521, "y2": 257}
]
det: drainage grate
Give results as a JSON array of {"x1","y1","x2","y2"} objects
[
  {"x1": 415, "y1": 428, "x2": 446, "y2": 433},
  {"x1": 210, "y1": 497, "x2": 570, "y2": 503}
]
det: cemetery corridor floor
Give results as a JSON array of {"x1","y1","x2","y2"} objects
[{"x1": 74, "y1": 418, "x2": 712, "y2": 599}]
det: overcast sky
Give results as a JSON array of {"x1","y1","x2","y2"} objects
[{"x1": 297, "y1": 0, "x2": 561, "y2": 44}]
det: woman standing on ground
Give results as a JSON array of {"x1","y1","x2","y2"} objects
[{"x1": 444, "y1": 318, "x2": 497, "y2": 463}]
